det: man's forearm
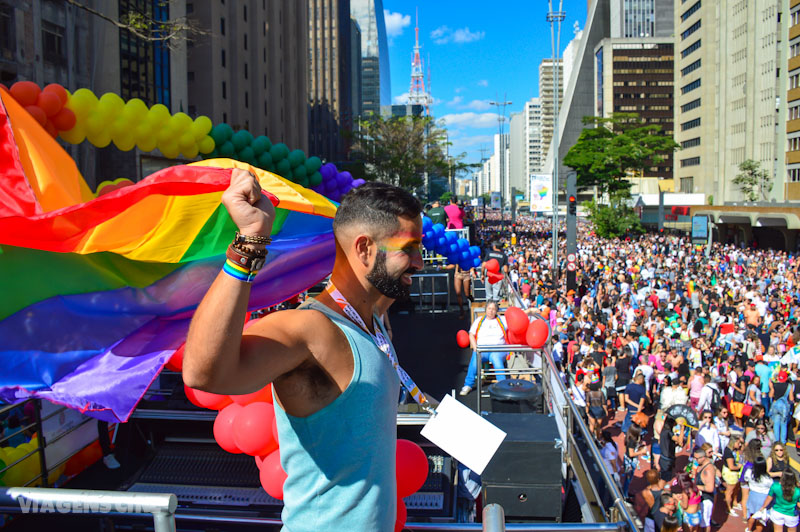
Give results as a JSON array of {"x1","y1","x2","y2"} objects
[{"x1": 184, "y1": 271, "x2": 251, "y2": 390}]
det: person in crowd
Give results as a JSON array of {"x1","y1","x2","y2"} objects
[
  {"x1": 715, "y1": 405, "x2": 734, "y2": 453},
  {"x1": 695, "y1": 410, "x2": 721, "y2": 457},
  {"x1": 744, "y1": 455, "x2": 773, "y2": 532},
  {"x1": 622, "y1": 372, "x2": 647, "y2": 434},
  {"x1": 460, "y1": 301, "x2": 508, "y2": 396},
  {"x1": 757, "y1": 469, "x2": 800, "y2": 532},
  {"x1": 586, "y1": 375, "x2": 607, "y2": 440},
  {"x1": 721, "y1": 435, "x2": 744, "y2": 516},
  {"x1": 672, "y1": 472, "x2": 701, "y2": 532},
  {"x1": 482, "y1": 240, "x2": 508, "y2": 303},
  {"x1": 451, "y1": 262, "x2": 474, "y2": 320},
  {"x1": 426, "y1": 199, "x2": 447, "y2": 226},
  {"x1": 658, "y1": 415, "x2": 681, "y2": 482},
  {"x1": 635, "y1": 468, "x2": 665, "y2": 521},
  {"x1": 691, "y1": 446, "x2": 717, "y2": 532},
  {"x1": 600, "y1": 430, "x2": 621, "y2": 484},
  {"x1": 767, "y1": 441, "x2": 789, "y2": 480},
  {"x1": 444, "y1": 196, "x2": 465, "y2": 230},
  {"x1": 770, "y1": 370, "x2": 795, "y2": 444},
  {"x1": 623, "y1": 423, "x2": 648, "y2": 497}
]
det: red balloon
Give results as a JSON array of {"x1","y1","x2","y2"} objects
[
  {"x1": 51, "y1": 107, "x2": 77, "y2": 130},
  {"x1": 231, "y1": 383, "x2": 273, "y2": 406},
  {"x1": 526, "y1": 319, "x2": 550, "y2": 349},
  {"x1": 42, "y1": 83, "x2": 68, "y2": 106},
  {"x1": 259, "y1": 450, "x2": 287, "y2": 500},
  {"x1": 43, "y1": 120, "x2": 58, "y2": 138},
  {"x1": 213, "y1": 404, "x2": 243, "y2": 454},
  {"x1": 508, "y1": 328, "x2": 526, "y2": 345},
  {"x1": 0, "y1": 83, "x2": 7, "y2": 92},
  {"x1": 185, "y1": 384, "x2": 232, "y2": 410},
  {"x1": 456, "y1": 330, "x2": 470, "y2": 348},
  {"x1": 233, "y1": 402, "x2": 279, "y2": 456},
  {"x1": 487, "y1": 271, "x2": 504, "y2": 285},
  {"x1": 272, "y1": 415, "x2": 279, "y2": 445},
  {"x1": 484, "y1": 259, "x2": 500, "y2": 273},
  {"x1": 505, "y1": 307, "x2": 529, "y2": 335},
  {"x1": 395, "y1": 498, "x2": 408, "y2": 532},
  {"x1": 165, "y1": 345, "x2": 184, "y2": 372},
  {"x1": 396, "y1": 439, "x2": 429, "y2": 498},
  {"x1": 36, "y1": 91, "x2": 62, "y2": 117},
  {"x1": 255, "y1": 454, "x2": 265, "y2": 470},
  {"x1": 10, "y1": 81, "x2": 40, "y2": 106},
  {"x1": 25, "y1": 105, "x2": 47, "y2": 127}
]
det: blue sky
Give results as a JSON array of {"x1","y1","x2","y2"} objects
[{"x1": 381, "y1": 0, "x2": 588, "y2": 170}]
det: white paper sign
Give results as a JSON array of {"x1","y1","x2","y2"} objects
[{"x1": 420, "y1": 395, "x2": 507, "y2": 474}]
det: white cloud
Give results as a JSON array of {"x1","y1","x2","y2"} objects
[
  {"x1": 454, "y1": 87, "x2": 465, "y2": 94},
  {"x1": 384, "y1": 10, "x2": 411, "y2": 38},
  {"x1": 462, "y1": 99, "x2": 493, "y2": 111},
  {"x1": 477, "y1": 79, "x2": 489, "y2": 87},
  {"x1": 454, "y1": 134, "x2": 494, "y2": 147},
  {"x1": 393, "y1": 92, "x2": 410, "y2": 105},
  {"x1": 440, "y1": 112, "x2": 501, "y2": 129},
  {"x1": 447, "y1": 95, "x2": 464, "y2": 106},
  {"x1": 431, "y1": 26, "x2": 485, "y2": 45}
]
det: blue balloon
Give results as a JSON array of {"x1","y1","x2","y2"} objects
[
  {"x1": 422, "y1": 235, "x2": 434, "y2": 249},
  {"x1": 461, "y1": 250, "x2": 471, "y2": 261},
  {"x1": 457, "y1": 239, "x2": 469, "y2": 251},
  {"x1": 472, "y1": 257, "x2": 482, "y2": 268},
  {"x1": 444, "y1": 231, "x2": 458, "y2": 244},
  {"x1": 422, "y1": 216, "x2": 433, "y2": 231},
  {"x1": 460, "y1": 259, "x2": 473, "y2": 271},
  {"x1": 469, "y1": 245, "x2": 481, "y2": 257},
  {"x1": 447, "y1": 253, "x2": 459, "y2": 264},
  {"x1": 432, "y1": 224, "x2": 445, "y2": 237},
  {"x1": 449, "y1": 243, "x2": 459, "y2": 254},
  {"x1": 436, "y1": 237, "x2": 448, "y2": 251}
]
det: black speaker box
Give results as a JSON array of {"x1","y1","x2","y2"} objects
[{"x1": 481, "y1": 413, "x2": 563, "y2": 520}]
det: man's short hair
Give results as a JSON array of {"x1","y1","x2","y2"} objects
[
  {"x1": 333, "y1": 182, "x2": 421, "y2": 239},
  {"x1": 693, "y1": 448, "x2": 706, "y2": 458}
]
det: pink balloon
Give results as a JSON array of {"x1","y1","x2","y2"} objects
[
  {"x1": 230, "y1": 383, "x2": 273, "y2": 406},
  {"x1": 233, "y1": 402, "x2": 279, "y2": 456},
  {"x1": 185, "y1": 384, "x2": 232, "y2": 410},
  {"x1": 259, "y1": 450, "x2": 287, "y2": 500},
  {"x1": 213, "y1": 404, "x2": 243, "y2": 454}
]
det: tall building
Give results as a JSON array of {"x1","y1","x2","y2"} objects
[
  {"x1": 610, "y1": 0, "x2": 673, "y2": 38},
  {"x1": 351, "y1": 0, "x2": 390, "y2": 118},
  {"x1": 595, "y1": 39, "x2": 674, "y2": 192},
  {"x1": 188, "y1": 0, "x2": 308, "y2": 153},
  {"x1": 509, "y1": 111, "x2": 526, "y2": 198},
  {"x1": 0, "y1": 0, "x2": 188, "y2": 188},
  {"x1": 308, "y1": 0, "x2": 353, "y2": 163},
  {"x1": 539, "y1": 58, "x2": 563, "y2": 166},
  {"x1": 674, "y1": 0, "x2": 784, "y2": 201},
  {"x1": 787, "y1": 1, "x2": 800, "y2": 200},
  {"x1": 488, "y1": 133, "x2": 509, "y2": 197},
  {"x1": 350, "y1": 18, "x2": 362, "y2": 120},
  {"x1": 509, "y1": 98, "x2": 545, "y2": 201}
]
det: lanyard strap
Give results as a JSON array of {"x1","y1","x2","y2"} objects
[{"x1": 325, "y1": 283, "x2": 431, "y2": 411}]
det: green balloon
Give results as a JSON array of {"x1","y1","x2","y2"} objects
[
  {"x1": 279, "y1": 167, "x2": 293, "y2": 180},
  {"x1": 309, "y1": 170, "x2": 323, "y2": 187},
  {"x1": 252, "y1": 135, "x2": 271, "y2": 156},
  {"x1": 305, "y1": 156, "x2": 322, "y2": 173},
  {"x1": 288, "y1": 149, "x2": 305, "y2": 168},
  {"x1": 231, "y1": 130, "x2": 253, "y2": 151},
  {"x1": 257, "y1": 151, "x2": 273, "y2": 169},
  {"x1": 292, "y1": 165, "x2": 307, "y2": 179},
  {"x1": 210, "y1": 123, "x2": 233, "y2": 146},
  {"x1": 276, "y1": 158, "x2": 291, "y2": 175},
  {"x1": 204, "y1": 148, "x2": 219, "y2": 159},
  {"x1": 297, "y1": 175, "x2": 310, "y2": 188},
  {"x1": 270, "y1": 143, "x2": 289, "y2": 161},
  {"x1": 239, "y1": 146, "x2": 255, "y2": 163},
  {"x1": 218, "y1": 141, "x2": 235, "y2": 158}
]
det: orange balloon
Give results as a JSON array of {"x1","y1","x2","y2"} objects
[
  {"x1": 51, "y1": 107, "x2": 77, "y2": 130},
  {"x1": 36, "y1": 91, "x2": 62, "y2": 117},
  {"x1": 25, "y1": 105, "x2": 47, "y2": 127},
  {"x1": 43, "y1": 83, "x2": 68, "y2": 106},
  {"x1": 10, "y1": 81, "x2": 40, "y2": 106},
  {"x1": 456, "y1": 330, "x2": 470, "y2": 348}
]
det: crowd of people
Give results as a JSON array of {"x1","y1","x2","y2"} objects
[{"x1": 453, "y1": 211, "x2": 800, "y2": 532}]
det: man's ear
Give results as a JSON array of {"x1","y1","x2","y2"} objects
[{"x1": 353, "y1": 234, "x2": 374, "y2": 268}]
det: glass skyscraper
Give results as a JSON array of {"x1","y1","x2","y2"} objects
[{"x1": 351, "y1": 0, "x2": 391, "y2": 117}]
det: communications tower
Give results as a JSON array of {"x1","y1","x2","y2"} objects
[{"x1": 408, "y1": 12, "x2": 432, "y2": 115}]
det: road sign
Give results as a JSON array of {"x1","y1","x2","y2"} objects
[
  {"x1": 567, "y1": 253, "x2": 576, "y2": 263},
  {"x1": 567, "y1": 262, "x2": 576, "y2": 272}
]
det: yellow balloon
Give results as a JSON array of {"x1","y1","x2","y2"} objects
[
  {"x1": 86, "y1": 113, "x2": 106, "y2": 136},
  {"x1": 113, "y1": 134, "x2": 137, "y2": 152},
  {"x1": 178, "y1": 132, "x2": 195, "y2": 150},
  {"x1": 67, "y1": 88, "x2": 98, "y2": 119},
  {"x1": 148, "y1": 104, "x2": 171, "y2": 126},
  {"x1": 198, "y1": 136, "x2": 215, "y2": 154},
  {"x1": 171, "y1": 112, "x2": 193, "y2": 132},
  {"x1": 156, "y1": 128, "x2": 174, "y2": 144},
  {"x1": 98, "y1": 92, "x2": 125, "y2": 118},
  {"x1": 59, "y1": 124, "x2": 86, "y2": 145},
  {"x1": 159, "y1": 142, "x2": 179, "y2": 159},
  {"x1": 87, "y1": 129, "x2": 112, "y2": 148},
  {"x1": 181, "y1": 144, "x2": 199, "y2": 159},
  {"x1": 191, "y1": 116, "x2": 213, "y2": 140},
  {"x1": 137, "y1": 136, "x2": 158, "y2": 153},
  {"x1": 124, "y1": 98, "x2": 149, "y2": 121}
]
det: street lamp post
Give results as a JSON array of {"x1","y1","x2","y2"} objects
[
  {"x1": 489, "y1": 97, "x2": 512, "y2": 224},
  {"x1": 547, "y1": 0, "x2": 565, "y2": 280}
]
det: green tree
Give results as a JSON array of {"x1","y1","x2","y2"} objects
[
  {"x1": 350, "y1": 116, "x2": 451, "y2": 190},
  {"x1": 733, "y1": 159, "x2": 773, "y2": 201},
  {"x1": 583, "y1": 195, "x2": 644, "y2": 239},
  {"x1": 563, "y1": 113, "x2": 679, "y2": 198},
  {"x1": 439, "y1": 191, "x2": 453, "y2": 203}
]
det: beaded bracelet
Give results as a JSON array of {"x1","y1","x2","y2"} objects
[{"x1": 223, "y1": 258, "x2": 258, "y2": 283}]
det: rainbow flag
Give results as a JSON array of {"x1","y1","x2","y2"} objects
[{"x1": 0, "y1": 89, "x2": 337, "y2": 422}]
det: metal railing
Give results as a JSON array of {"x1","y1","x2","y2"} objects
[
  {"x1": 409, "y1": 272, "x2": 451, "y2": 312},
  {"x1": 0, "y1": 487, "x2": 177, "y2": 532}
]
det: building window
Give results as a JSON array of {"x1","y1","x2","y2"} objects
[
  {"x1": 1, "y1": 4, "x2": 15, "y2": 55},
  {"x1": 186, "y1": 3, "x2": 193, "y2": 14},
  {"x1": 681, "y1": 1, "x2": 701, "y2": 22},
  {"x1": 119, "y1": 0, "x2": 170, "y2": 106},
  {"x1": 244, "y1": 63, "x2": 248, "y2": 79},
  {"x1": 681, "y1": 156, "x2": 701, "y2": 167},
  {"x1": 681, "y1": 117, "x2": 701, "y2": 131},
  {"x1": 42, "y1": 21, "x2": 66, "y2": 63},
  {"x1": 220, "y1": 17, "x2": 225, "y2": 35},
  {"x1": 681, "y1": 137, "x2": 701, "y2": 149},
  {"x1": 221, "y1": 49, "x2": 226, "y2": 67},
  {"x1": 681, "y1": 39, "x2": 701, "y2": 58},
  {"x1": 791, "y1": 42, "x2": 800, "y2": 58},
  {"x1": 791, "y1": 73, "x2": 800, "y2": 89},
  {"x1": 789, "y1": 137, "x2": 800, "y2": 151},
  {"x1": 245, "y1": 91, "x2": 249, "y2": 108},
  {"x1": 790, "y1": 104, "x2": 800, "y2": 120},
  {"x1": 789, "y1": 167, "x2": 800, "y2": 182},
  {"x1": 681, "y1": 98, "x2": 701, "y2": 113},
  {"x1": 680, "y1": 177, "x2": 694, "y2": 192},
  {"x1": 222, "y1": 81, "x2": 226, "y2": 99},
  {"x1": 681, "y1": 59, "x2": 701, "y2": 77},
  {"x1": 244, "y1": 34, "x2": 248, "y2": 50},
  {"x1": 188, "y1": 71, "x2": 195, "y2": 82},
  {"x1": 681, "y1": 78, "x2": 701, "y2": 94},
  {"x1": 188, "y1": 104, "x2": 196, "y2": 116},
  {"x1": 243, "y1": 5, "x2": 247, "y2": 21},
  {"x1": 681, "y1": 20, "x2": 701, "y2": 41}
]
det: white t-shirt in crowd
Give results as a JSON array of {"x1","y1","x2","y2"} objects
[{"x1": 469, "y1": 315, "x2": 508, "y2": 347}]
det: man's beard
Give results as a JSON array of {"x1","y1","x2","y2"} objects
[{"x1": 366, "y1": 250, "x2": 414, "y2": 301}]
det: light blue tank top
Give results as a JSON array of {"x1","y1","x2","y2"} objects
[{"x1": 274, "y1": 299, "x2": 400, "y2": 532}]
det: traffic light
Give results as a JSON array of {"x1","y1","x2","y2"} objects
[{"x1": 568, "y1": 194, "x2": 577, "y2": 216}]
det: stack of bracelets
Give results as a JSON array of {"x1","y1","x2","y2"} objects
[{"x1": 222, "y1": 232, "x2": 271, "y2": 282}]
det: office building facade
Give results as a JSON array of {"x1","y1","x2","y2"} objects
[
  {"x1": 350, "y1": 0, "x2": 390, "y2": 118},
  {"x1": 539, "y1": 58, "x2": 563, "y2": 164}
]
